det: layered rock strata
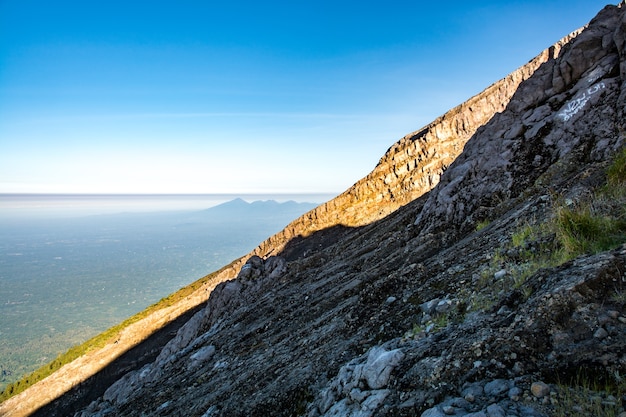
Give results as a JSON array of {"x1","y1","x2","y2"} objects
[{"x1": 252, "y1": 26, "x2": 581, "y2": 257}]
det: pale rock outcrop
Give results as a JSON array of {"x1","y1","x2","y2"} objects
[{"x1": 307, "y1": 346, "x2": 405, "y2": 417}]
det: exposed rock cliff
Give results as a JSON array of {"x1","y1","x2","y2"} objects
[
  {"x1": 252, "y1": 25, "x2": 580, "y2": 256},
  {"x1": 414, "y1": 4, "x2": 626, "y2": 237},
  {"x1": 2, "y1": 3, "x2": 626, "y2": 417}
]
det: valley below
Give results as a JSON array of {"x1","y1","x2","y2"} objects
[{"x1": 0, "y1": 197, "x2": 320, "y2": 394}]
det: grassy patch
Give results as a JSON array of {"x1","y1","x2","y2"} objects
[
  {"x1": 552, "y1": 371, "x2": 625, "y2": 417},
  {"x1": 461, "y1": 230, "x2": 554, "y2": 314},
  {"x1": 606, "y1": 146, "x2": 626, "y2": 184},
  {"x1": 511, "y1": 223, "x2": 534, "y2": 248},
  {"x1": 404, "y1": 313, "x2": 451, "y2": 340},
  {"x1": 403, "y1": 297, "x2": 466, "y2": 341},
  {"x1": 475, "y1": 219, "x2": 490, "y2": 232},
  {"x1": 555, "y1": 203, "x2": 626, "y2": 256},
  {"x1": 464, "y1": 148, "x2": 626, "y2": 314},
  {"x1": 466, "y1": 148, "x2": 626, "y2": 411},
  {"x1": 611, "y1": 287, "x2": 626, "y2": 305},
  {"x1": 553, "y1": 150, "x2": 626, "y2": 259}
]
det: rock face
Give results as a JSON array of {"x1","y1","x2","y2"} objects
[
  {"x1": 244, "y1": 9, "x2": 584, "y2": 260},
  {"x1": 414, "y1": 4, "x2": 626, "y2": 237},
  {"x1": 2, "y1": 3, "x2": 626, "y2": 417}
]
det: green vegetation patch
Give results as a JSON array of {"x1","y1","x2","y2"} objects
[
  {"x1": 552, "y1": 371, "x2": 625, "y2": 417},
  {"x1": 465, "y1": 147, "x2": 626, "y2": 314},
  {"x1": 607, "y1": 146, "x2": 626, "y2": 184},
  {"x1": 555, "y1": 203, "x2": 626, "y2": 256},
  {"x1": 555, "y1": 148, "x2": 626, "y2": 259}
]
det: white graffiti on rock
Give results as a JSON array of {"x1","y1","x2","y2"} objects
[{"x1": 559, "y1": 82, "x2": 606, "y2": 122}]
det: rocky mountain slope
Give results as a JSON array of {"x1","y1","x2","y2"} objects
[{"x1": 2, "y1": 2, "x2": 626, "y2": 416}]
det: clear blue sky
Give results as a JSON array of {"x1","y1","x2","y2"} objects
[{"x1": 0, "y1": 0, "x2": 613, "y2": 194}]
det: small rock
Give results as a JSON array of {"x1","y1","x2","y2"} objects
[
  {"x1": 386, "y1": 296, "x2": 397, "y2": 304},
  {"x1": 530, "y1": 381, "x2": 550, "y2": 398},
  {"x1": 361, "y1": 390, "x2": 390, "y2": 411},
  {"x1": 462, "y1": 382, "x2": 484, "y2": 402},
  {"x1": 157, "y1": 401, "x2": 170, "y2": 410},
  {"x1": 442, "y1": 405, "x2": 455, "y2": 415},
  {"x1": 607, "y1": 310, "x2": 619, "y2": 319},
  {"x1": 497, "y1": 305, "x2": 512, "y2": 315},
  {"x1": 200, "y1": 405, "x2": 219, "y2": 417},
  {"x1": 450, "y1": 397, "x2": 471, "y2": 409},
  {"x1": 594, "y1": 327, "x2": 609, "y2": 339},
  {"x1": 484, "y1": 379, "x2": 510, "y2": 396},
  {"x1": 494, "y1": 269, "x2": 507, "y2": 279},
  {"x1": 464, "y1": 412, "x2": 487, "y2": 417},
  {"x1": 551, "y1": 331, "x2": 570, "y2": 346},
  {"x1": 363, "y1": 347, "x2": 405, "y2": 389},
  {"x1": 486, "y1": 403, "x2": 506, "y2": 417},
  {"x1": 398, "y1": 398, "x2": 417, "y2": 409},
  {"x1": 190, "y1": 345, "x2": 216, "y2": 363},
  {"x1": 508, "y1": 386, "x2": 523, "y2": 401},
  {"x1": 598, "y1": 314, "x2": 612, "y2": 326},
  {"x1": 421, "y1": 406, "x2": 447, "y2": 417},
  {"x1": 349, "y1": 388, "x2": 368, "y2": 402},
  {"x1": 420, "y1": 298, "x2": 441, "y2": 315},
  {"x1": 519, "y1": 404, "x2": 544, "y2": 416},
  {"x1": 435, "y1": 298, "x2": 454, "y2": 313}
]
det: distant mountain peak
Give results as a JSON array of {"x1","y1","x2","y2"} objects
[{"x1": 191, "y1": 198, "x2": 317, "y2": 224}]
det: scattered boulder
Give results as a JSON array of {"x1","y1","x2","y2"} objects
[
  {"x1": 237, "y1": 255, "x2": 264, "y2": 280},
  {"x1": 306, "y1": 345, "x2": 405, "y2": 416},
  {"x1": 530, "y1": 381, "x2": 550, "y2": 398}
]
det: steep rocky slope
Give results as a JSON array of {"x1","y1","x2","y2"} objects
[
  {"x1": 2, "y1": 3, "x2": 625, "y2": 417},
  {"x1": 249, "y1": 25, "x2": 579, "y2": 256}
]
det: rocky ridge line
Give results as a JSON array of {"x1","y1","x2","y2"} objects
[
  {"x1": 250, "y1": 27, "x2": 582, "y2": 259},
  {"x1": 414, "y1": 3, "x2": 626, "y2": 237}
]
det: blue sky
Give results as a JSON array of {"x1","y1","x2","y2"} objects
[{"x1": 0, "y1": 1, "x2": 613, "y2": 194}]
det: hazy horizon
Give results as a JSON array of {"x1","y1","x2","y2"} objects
[{"x1": 0, "y1": 192, "x2": 334, "y2": 219}]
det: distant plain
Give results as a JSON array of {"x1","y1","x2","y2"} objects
[{"x1": 0, "y1": 194, "x2": 328, "y2": 390}]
